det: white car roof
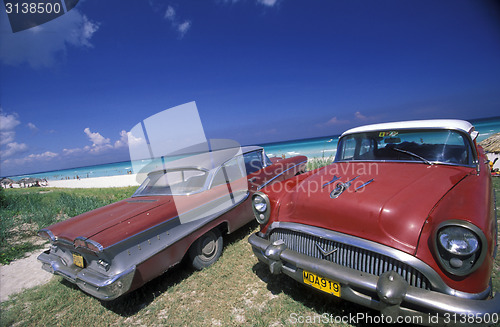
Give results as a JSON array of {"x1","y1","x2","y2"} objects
[{"x1": 341, "y1": 119, "x2": 476, "y2": 138}]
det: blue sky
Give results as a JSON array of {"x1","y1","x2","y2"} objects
[{"x1": 1, "y1": 0, "x2": 500, "y2": 176}]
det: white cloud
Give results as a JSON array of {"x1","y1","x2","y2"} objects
[
  {"x1": 165, "y1": 6, "x2": 176, "y2": 20},
  {"x1": 62, "y1": 128, "x2": 128, "y2": 156},
  {"x1": 222, "y1": 0, "x2": 280, "y2": 6},
  {"x1": 80, "y1": 16, "x2": 100, "y2": 47},
  {"x1": 353, "y1": 111, "x2": 378, "y2": 122},
  {"x1": 257, "y1": 0, "x2": 279, "y2": 6},
  {"x1": 162, "y1": 5, "x2": 191, "y2": 38},
  {"x1": 114, "y1": 130, "x2": 130, "y2": 148},
  {"x1": 0, "y1": 131, "x2": 15, "y2": 146},
  {"x1": 177, "y1": 21, "x2": 192, "y2": 37},
  {"x1": 3, "y1": 151, "x2": 58, "y2": 165},
  {"x1": 62, "y1": 147, "x2": 84, "y2": 156},
  {"x1": 84, "y1": 127, "x2": 110, "y2": 146},
  {"x1": 83, "y1": 127, "x2": 114, "y2": 153},
  {"x1": 355, "y1": 111, "x2": 367, "y2": 120},
  {"x1": 0, "y1": 8, "x2": 100, "y2": 68},
  {"x1": 0, "y1": 112, "x2": 20, "y2": 131},
  {"x1": 0, "y1": 111, "x2": 21, "y2": 146},
  {"x1": 3, "y1": 128, "x2": 128, "y2": 173},
  {"x1": 26, "y1": 151, "x2": 58, "y2": 160},
  {"x1": 27, "y1": 122, "x2": 38, "y2": 131},
  {"x1": 325, "y1": 117, "x2": 349, "y2": 125},
  {"x1": 0, "y1": 142, "x2": 28, "y2": 158}
]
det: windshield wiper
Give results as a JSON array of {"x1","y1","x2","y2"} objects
[{"x1": 391, "y1": 147, "x2": 433, "y2": 165}]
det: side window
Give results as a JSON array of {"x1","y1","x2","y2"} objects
[
  {"x1": 263, "y1": 153, "x2": 273, "y2": 166},
  {"x1": 358, "y1": 138, "x2": 374, "y2": 158},
  {"x1": 340, "y1": 138, "x2": 356, "y2": 160},
  {"x1": 244, "y1": 151, "x2": 264, "y2": 175},
  {"x1": 211, "y1": 157, "x2": 244, "y2": 188}
]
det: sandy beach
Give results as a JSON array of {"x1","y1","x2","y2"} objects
[
  {"x1": 46, "y1": 174, "x2": 140, "y2": 188},
  {"x1": 0, "y1": 247, "x2": 53, "y2": 302}
]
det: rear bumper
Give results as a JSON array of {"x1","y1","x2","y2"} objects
[
  {"x1": 37, "y1": 250, "x2": 135, "y2": 301},
  {"x1": 249, "y1": 233, "x2": 500, "y2": 326}
]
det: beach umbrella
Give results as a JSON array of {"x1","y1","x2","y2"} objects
[
  {"x1": 479, "y1": 133, "x2": 500, "y2": 154},
  {"x1": 0, "y1": 178, "x2": 13, "y2": 185},
  {"x1": 18, "y1": 177, "x2": 36, "y2": 186}
]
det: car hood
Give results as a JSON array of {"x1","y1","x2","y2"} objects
[
  {"x1": 46, "y1": 196, "x2": 175, "y2": 248},
  {"x1": 277, "y1": 162, "x2": 471, "y2": 255}
]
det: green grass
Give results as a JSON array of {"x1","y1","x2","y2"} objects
[
  {"x1": 306, "y1": 157, "x2": 334, "y2": 171},
  {"x1": 0, "y1": 187, "x2": 136, "y2": 264},
  {"x1": 0, "y1": 223, "x2": 366, "y2": 327},
  {"x1": 0, "y1": 179, "x2": 499, "y2": 327}
]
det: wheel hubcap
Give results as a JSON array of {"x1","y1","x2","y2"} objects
[{"x1": 201, "y1": 234, "x2": 216, "y2": 258}]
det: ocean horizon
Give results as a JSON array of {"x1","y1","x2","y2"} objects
[{"x1": 5, "y1": 116, "x2": 500, "y2": 182}]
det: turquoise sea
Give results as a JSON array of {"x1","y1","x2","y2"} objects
[{"x1": 8, "y1": 117, "x2": 500, "y2": 182}]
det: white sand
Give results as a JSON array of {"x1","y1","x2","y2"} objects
[
  {"x1": 47, "y1": 174, "x2": 140, "y2": 188},
  {"x1": 0, "y1": 246, "x2": 52, "y2": 302}
]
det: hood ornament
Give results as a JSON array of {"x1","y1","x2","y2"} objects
[
  {"x1": 330, "y1": 182, "x2": 347, "y2": 198},
  {"x1": 330, "y1": 176, "x2": 359, "y2": 198},
  {"x1": 315, "y1": 243, "x2": 338, "y2": 258}
]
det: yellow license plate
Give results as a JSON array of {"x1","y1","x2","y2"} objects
[
  {"x1": 72, "y1": 253, "x2": 84, "y2": 268},
  {"x1": 303, "y1": 270, "x2": 341, "y2": 297}
]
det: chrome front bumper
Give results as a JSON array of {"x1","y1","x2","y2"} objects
[
  {"x1": 249, "y1": 233, "x2": 500, "y2": 325},
  {"x1": 37, "y1": 250, "x2": 135, "y2": 301}
]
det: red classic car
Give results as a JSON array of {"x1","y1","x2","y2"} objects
[
  {"x1": 249, "y1": 120, "x2": 499, "y2": 323},
  {"x1": 38, "y1": 146, "x2": 306, "y2": 300}
]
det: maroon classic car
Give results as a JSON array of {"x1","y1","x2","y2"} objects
[
  {"x1": 38, "y1": 146, "x2": 306, "y2": 300},
  {"x1": 249, "y1": 120, "x2": 499, "y2": 323}
]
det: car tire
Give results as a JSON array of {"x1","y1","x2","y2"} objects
[{"x1": 189, "y1": 228, "x2": 223, "y2": 270}]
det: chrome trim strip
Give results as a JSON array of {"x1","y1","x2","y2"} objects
[
  {"x1": 257, "y1": 160, "x2": 308, "y2": 191},
  {"x1": 264, "y1": 222, "x2": 488, "y2": 300},
  {"x1": 86, "y1": 239, "x2": 104, "y2": 252},
  {"x1": 355, "y1": 178, "x2": 374, "y2": 191},
  {"x1": 56, "y1": 238, "x2": 74, "y2": 246},
  {"x1": 322, "y1": 175, "x2": 340, "y2": 188},
  {"x1": 38, "y1": 228, "x2": 56, "y2": 242},
  {"x1": 126, "y1": 199, "x2": 158, "y2": 203}
]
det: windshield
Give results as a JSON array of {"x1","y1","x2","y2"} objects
[
  {"x1": 335, "y1": 129, "x2": 475, "y2": 166},
  {"x1": 133, "y1": 168, "x2": 209, "y2": 196}
]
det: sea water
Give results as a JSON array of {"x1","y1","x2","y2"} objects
[{"x1": 7, "y1": 117, "x2": 500, "y2": 182}]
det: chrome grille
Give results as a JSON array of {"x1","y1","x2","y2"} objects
[{"x1": 270, "y1": 228, "x2": 430, "y2": 290}]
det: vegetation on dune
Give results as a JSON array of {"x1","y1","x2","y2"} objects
[{"x1": 306, "y1": 156, "x2": 334, "y2": 171}]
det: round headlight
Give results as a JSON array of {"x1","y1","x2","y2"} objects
[
  {"x1": 252, "y1": 192, "x2": 270, "y2": 225},
  {"x1": 438, "y1": 226, "x2": 479, "y2": 256},
  {"x1": 253, "y1": 195, "x2": 267, "y2": 213}
]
